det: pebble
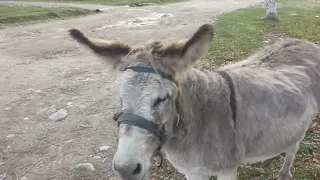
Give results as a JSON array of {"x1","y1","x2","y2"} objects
[
  {"x1": 72, "y1": 96, "x2": 79, "y2": 100},
  {"x1": 26, "y1": 88, "x2": 35, "y2": 92},
  {"x1": 67, "y1": 102, "x2": 73, "y2": 107},
  {"x1": 64, "y1": 139, "x2": 74, "y2": 144},
  {"x1": 0, "y1": 162, "x2": 5, "y2": 166},
  {"x1": 23, "y1": 117, "x2": 29, "y2": 121},
  {"x1": 99, "y1": 146, "x2": 111, "y2": 152},
  {"x1": 79, "y1": 105, "x2": 86, "y2": 109},
  {"x1": 4, "y1": 107, "x2": 11, "y2": 111},
  {"x1": 0, "y1": 173, "x2": 7, "y2": 179},
  {"x1": 6, "y1": 134, "x2": 15, "y2": 138},
  {"x1": 49, "y1": 109, "x2": 68, "y2": 121},
  {"x1": 46, "y1": 107, "x2": 57, "y2": 114},
  {"x1": 21, "y1": 176, "x2": 28, "y2": 180},
  {"x1": 37, "y1": 105, "x2": 57, "y2": 115},
  {"x1": 93, "y1": 156, "x2": 101, "y2": 160},
  {"x1": 75, "y1": 163, "x2": 95, "y2": 172}
]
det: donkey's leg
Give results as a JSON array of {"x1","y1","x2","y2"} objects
[
  {"x1": 278, "y1": 143, "x2": 299, "y2": 180},
  {"x1": 217, "y1": 168, "x2": 238, "y2": 180},
  {"x1": 185, "y1": 174, "x2": 209, "y2": 180}
]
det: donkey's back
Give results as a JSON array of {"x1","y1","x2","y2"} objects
[{"x1": 222, "y1": 38, "x2": 320, "y2": 106}]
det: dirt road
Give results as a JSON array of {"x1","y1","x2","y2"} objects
[{"x1": 0, "y1": 0, "x2": 263, "y2": 179}]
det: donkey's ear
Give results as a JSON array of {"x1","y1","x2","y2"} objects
[
  {"x1": 69, "y1": 29, "x2": 131, "y2": 69},
  {"x1": 160, "y1": 24, "x2": 214, "y2": 73}
]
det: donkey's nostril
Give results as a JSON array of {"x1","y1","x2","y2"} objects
[{"x1": 132, "y1": 163, "x2": 142, "y2": 175}]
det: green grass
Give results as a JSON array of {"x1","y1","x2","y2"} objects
[
  {"x1": 197, "y1": 5, "x2": 320, "y2": 69},
  {"x1": 12, "y1": 0, "x2": 188, "y2": 6},
  {"x1": 0, "y1": 6, "x2": 94, "y2": 26},
  {"x1": 277, "y1": 0, "x2": 320, "y2": 8},
  {"x1": 151, "y1": 1, "x2": 320, "y2": 180}
]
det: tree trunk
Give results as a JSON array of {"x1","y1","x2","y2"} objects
[{"x1": 265, "y1": 0, "x2": 279, "y2": 21}]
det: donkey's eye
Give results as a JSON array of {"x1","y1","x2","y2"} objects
[
  {"x1": 153, "y1": 97, "x2": 166, "y2": 107},
  {"x1": 153, "y1": 95, "x2": 169, "y2": 107}
]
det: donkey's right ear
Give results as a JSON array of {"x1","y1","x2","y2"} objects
[{"x1": 69, "y1": 29, "x2": 131, "y2": 69}]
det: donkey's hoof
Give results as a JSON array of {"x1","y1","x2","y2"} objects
[{"x1": 278, "y1": 172, "x2": 293, "y2": 180}]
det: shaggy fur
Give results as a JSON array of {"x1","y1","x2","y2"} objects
[{"x1": 69, "y1": 24, "x2": 320, "y2": 180}]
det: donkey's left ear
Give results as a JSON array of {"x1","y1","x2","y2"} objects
[{"x1": 159, "y1": 24, "x2": 214, "y2": 73}]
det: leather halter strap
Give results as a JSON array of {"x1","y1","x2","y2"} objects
[{"x1": 116, "y1": 112, "x2": 166, "y2": 142}]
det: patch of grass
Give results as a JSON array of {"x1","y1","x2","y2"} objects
[
  {"x1": 13, "y1": 0, "x2": 188, "y2": 6},
  {"x1": 197, "y1": 5, "x2": 320, "y2": 69},
  {"x1": 0, "y1": 6, "x2": 94, "y2": 26},
  {"x1": 277, "y1": 0, "x2": 320, "y2": 8}
]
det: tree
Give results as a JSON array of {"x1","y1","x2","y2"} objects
[{"x1": 265, "y1": 0, "x2": 279, "y2": 21}]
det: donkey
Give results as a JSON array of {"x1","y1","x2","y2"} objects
[{"x1": 68, "y1": 24, "x2": 320, "y2": 180}]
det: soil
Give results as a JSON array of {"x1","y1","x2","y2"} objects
[{"x1": 0, "y1": 0, "x2": 263, "y2": 179}]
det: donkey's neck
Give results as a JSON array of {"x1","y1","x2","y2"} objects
[
  {"x1": 163, "y1": 68, "x2": 240, "y2": 171},
  {"x1": 175, "y1": 68, "x2": 235, "y2": 138}
]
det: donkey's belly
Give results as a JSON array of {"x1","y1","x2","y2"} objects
[
  {"x1": 243, "y1": 105, "x2": 317, "y2": 162},
  {"x1": 164, "y1": 151, "x2": 225, "y2": 177},
  {"x1": 163, "y1": 146, "x2": 239, "y2": 177}
]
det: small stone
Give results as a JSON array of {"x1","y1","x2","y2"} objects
[
  {"x1": 316, "y1": 15, "x2": 319, "y2": 18},
  {"x1": 23, "y1": 117, "x2": 29, "y2": 121},
  {"x1": 20, "y1": 176, "x2": 28, "y2": 180},
  {"x1": 6, "y1": 134, "x2": 15, "y2": 138},
  {"x1": 64, "y1": 139, "x2": 74, "y2": 144},
  {"x1": 99, "y1": 146, "x2": 111, "y2": 152},
  {"x1": 26, "y1": 88, "x2": 35, "y2": 92},
  {"x1": 0, "y1": 173, "x2": 7, "y2": 179},
  {"x1": 72, "y1": 96, "x2": 79, "y2": 100},
  {"x1": 79, "y1": 105, "x2": 86, "y2": 109},
  {"x1": 67, "y1": 102, "x2": 73, "y2": 107},
  {"x1": 75, "y1": 163, "x2": 95, "y2": 172},
  {"x1": 37, "y1": 105, "x2": 57, "y2": 116},
  {"x1": 93, "y1": 156, "x2": 101, "y2": 160},
  {"x1": 0, "y1": 162, "x2": 5, "y2": 166},
  {"x1": 46, "y1": 107, "x2": 57, "y2": 114},
  {"x1": 49, "y1": 109, "x2": 68, "y2": 121},
  {"x1": 4, "y1": 107, "x2": 11, "y2": 111},
  {"x1": 290, "y1": 13, "x2": 298, "y2": 16}
]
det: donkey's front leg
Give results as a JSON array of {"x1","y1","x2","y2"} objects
[{"x1": 185, "y1": 174, "x2": 210, "y2": 180}]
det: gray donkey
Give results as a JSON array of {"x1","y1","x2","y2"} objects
[{"x1": 68, "y1": 24, "x2": 320, "y2": 180}]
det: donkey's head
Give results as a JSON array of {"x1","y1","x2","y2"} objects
[{"x1": 69, "y1": 24, "x2": 214, "y2": 180}]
